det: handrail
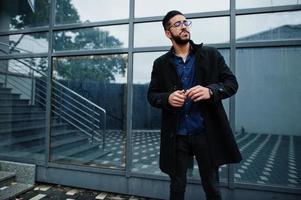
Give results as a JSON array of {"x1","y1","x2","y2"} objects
[
  {"x1": 53, "y1": 81, "x2": 106, "y2": 114},
  {"x1": 0, "y1": 41, "x2": 35, "y2": 54},
  {"x1": 0, "y1": 41, "x2": 106, "y2": 146},
  {"x1": 52, "y1": 91, "x2": 101, "y2": 124}
]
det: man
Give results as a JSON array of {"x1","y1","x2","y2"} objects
[{"x1": 147, "y1": 10, "x2": 242, "y2": 200}]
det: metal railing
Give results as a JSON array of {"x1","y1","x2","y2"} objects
[{"x1": 0, "y1": 41, "x2": 106, "y2": 147}]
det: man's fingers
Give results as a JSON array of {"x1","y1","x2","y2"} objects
[{"x1": 190, "y1": 91, "x2": 205, "y2": 100}]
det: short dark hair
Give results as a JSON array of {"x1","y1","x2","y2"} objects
[{"x1": 162, "y1": 10, "x2": 184, "y2": 30}]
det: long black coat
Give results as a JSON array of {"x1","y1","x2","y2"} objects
[{"x1": 147, "y1": 41, "x2": 242, "y2": 176}]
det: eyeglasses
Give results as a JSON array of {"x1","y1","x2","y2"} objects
[{"x1": 169, "y1": 20, "x2": 192, "y2": 29}]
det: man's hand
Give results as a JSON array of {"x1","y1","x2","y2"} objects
[
  {"x1": 185, "y1": 85, "x2": 211, "y2": 102},
  {"x1": 168, "y1": 90, "x2": 186, "y2": 107}
]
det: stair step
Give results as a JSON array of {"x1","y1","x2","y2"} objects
[
  {"x1": 0, "y1": 182, "x2": 33, "y2": 200},
  {"x1": 0, "y1": 171, "x2": 15, "y2": 183},
  {"x1": 4, "y1": 135, "x2": 88, "y2": 155},
  {"x1": 0, "y1": 93, "x2": 21, "y2": 99},
  {"x1": 0, "y1": 105, "x2": 42, "y2": 112},
  {"x1": 53, "y1": 143, "x2": 100, "y2": 160},
  {"x1": 52, "y1": 136, "x2": 88, "y2": 148},
  {"x1": 55, "y1": 149, "x2": 111, "y2": 165},
  {"x1": 0, "y1": 116, "x2": 45, "y2": 124},
  {"x1": 0, "y1": 99, "x2": 29, "y2": 106},
  {"x1": 0, "y1": 122, "x2": 68, "y2": 135},
  {"x1": 0, "y1": 129, "x2": 78, "y2": 147},
  {"x1": 0, "y1": 117, "x2": 46, "y2": 130},
  {"x1": 0, "y1": 88, "x2": 12, "y2": 94},
  {"x1": 0, "y1": 111, "x2": 45, "y2": 119}
]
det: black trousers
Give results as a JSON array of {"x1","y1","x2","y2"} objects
[{"x1": 169, "y1": 134, "x2": 222, "y2": 200}]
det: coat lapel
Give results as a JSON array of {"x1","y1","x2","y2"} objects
[
  {"x1": 167, "y1": 52, "x2": 182, "y2": 90},
  {"x1": 194, "y1": 43, "x2": 207, "y2": 86}
]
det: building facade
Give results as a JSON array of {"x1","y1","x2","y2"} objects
[{"x1": 0, "y1": 0, "x2": 300, "y2": 199}]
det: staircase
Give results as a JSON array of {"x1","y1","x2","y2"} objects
[
  {"x1": 0, "y1": 81, "x2": 109, "y2": 166},
  {"x1": 0, "y1": 161, "x2": 35, "y2": 200}
]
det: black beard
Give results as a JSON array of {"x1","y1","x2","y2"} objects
[{"x1": 171, "y1": 31, "x2": 190, "y2": 45}]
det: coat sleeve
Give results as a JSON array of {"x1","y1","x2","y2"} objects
[
  {"x1": 206, "y1": 48, "x2": 238, "y2": 102},
  {"x1": 147, "y1": 60, "x2": 174, "y2": 111}
]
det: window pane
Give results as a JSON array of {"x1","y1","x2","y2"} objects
[
  {"x1": 51, "y1": 54, "x2": 127, "y2": 169},
  {"x1": 134, "y1": 17, "x2": 229, "y2": 47},
  {"x1": 237, "y1": 0, "x2": 301, "y2": 9},
  {"x1": 0, "y1": 0, "x2": 50, "y2": 31},
  {"x1": 132, "y1": 52, "x2": 165, "y2": 175},
  {"x1": 135, "y1": 0, "x2": 229, "y2": 18},
  {"x1": 236, "y1": 11, "x2": 301, "y2": 42},
  {"x1": 219, "y1": 49, "x2": 230, "y2": 117},
  {"x1": 53, "y1": 25, "x2": 128, "y2": 52},
  {"x1": 55, "y1": 0, "x2": 129, "y2": 25},
  {"x1": 235, "y1": 47, "x2": 301, "y2": 188},
  {"x1": 0, "y1": 57, "x2": 48, "y2": 161},
  {"x1": 0, "y1": 32, "x2": 48, "y2": 55}
]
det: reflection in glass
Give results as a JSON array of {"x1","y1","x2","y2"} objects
[
  {"x1": 235, "y1": 47, "x2": 301, "y2": 188},
  {"x1": 0, "y1": 58, "x2": 48, "y2": 161},
  {"x1": 135, "y1": 0, "x2": 229, "y2": 18},
  {"x1": 219, "y1": 49, "x2": 230, "y2": 118},
  {"x1": 132, "y1": 50, "x2": 230, "y2": 182},
  {"x1": 0, "y1": 32, "x2": 48, "y2": 55},
  {"x1": 237, "y1": 0, "x2": 301, "y2": 9},
  {"x1": 236, "y1": 11, "x2": 301, "y2": 42},
  {"x1": 0, "y1": 0, "x2": 50, "y2": 30},
  {"x1": 53, "y1": 25, "x2": 128, "y2": 52},
  {"x1": 51, "y1": 54, "x2": 127, "y2": 169},
  {"x1": 132, "y1": 52, "x2": 165, "y2": 175},
  {"x1": 55, "y1": 0, "x2": 129, "y2": 25},
  {"x1": 134, "y1": 17, "x2": 229, "y2": 47}
]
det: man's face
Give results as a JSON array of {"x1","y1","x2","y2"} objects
[{"x1": 165, "y1": 14, "x2": 191, "y2": 45}]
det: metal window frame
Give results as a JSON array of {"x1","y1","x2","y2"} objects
[{"x1": 0, "y1": 0, "x2": 300, "y2": 197}]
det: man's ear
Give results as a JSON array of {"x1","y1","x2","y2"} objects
[{"x1": 165, "y1": 30, "x2": 172, "y2": 39}]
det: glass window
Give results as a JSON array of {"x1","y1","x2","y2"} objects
[
  {"x1": 0, "y1": 57, "x2": 48, "y2": 161},
  {"x1": 132, "y1": 52, "x2": 166, "y2": 175},
  {"x1": 0, "y1": 0, "x2": 50, "y2": 31},
  {"x1": 53, "y1": 25, "x2": 128, "y2": 52},
  {"x1": 134, "y1": 17, "x2": 229, "y2": 47},
  {"x1": 236, "y1": 11, "x2": 301, "y2": 42},
  {"x1": 55, "y1": 0, "x2": 129, "y2": 25},
  {"x1": 51, "y1": 54, "x2": 128, "y2": 169},
  {"x1": 219, "y1": 49, "x2": 230, "y2": 117},
  {"x1": 237, "y1": 0, "x2": 301, "y2": 9},
  {"x1": 235, "y1": 47, "x2": 301, "y2": 189},
  {"x1": 135, "y1": 0, "x2": 229, "y2": 18},
  {"x1": 0, "y1": 32, "x2": 48, "y2": 55}
]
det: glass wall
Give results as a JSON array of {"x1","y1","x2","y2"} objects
[
  {"x1": 0, "y1": 32, "x2": 48, "y2": 55},
  {"x1": 134, "y1": 17, "x2": 229, "y2": 47},
  {"x1": 0, "y1": 0, "x2": 300, "y2": 197},
  {"x1": 51, "y1": 54, "x2": 127, "y2": 169},
  {"x1": 0, "y1": 57, "x2": 48, "y2": 161},
  {"x1": 236, "y1": 11, "x2": 301, "y2": 42},
  {"x1": 135, "y1": 0, "x2": 229, "y2": 18},
  {"x1": 237, "y1": 0, "x2": 301, "y2": 9},
  {"x1": 235, "y1": 47, "x2": 301, "y2": 188},
  {"x1": 53, "y1": 25, "x2": 128, "y2": 52},
  {"x1": 0, "y1": 0, "x2": 50, "y2": 31},
  {"x1": 55, "y1": 0, "x2": 129, "y2": 25}
]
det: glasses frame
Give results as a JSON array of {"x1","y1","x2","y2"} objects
[{"x1": 168, "y1": 20, "x2": 192, "y2": 29}]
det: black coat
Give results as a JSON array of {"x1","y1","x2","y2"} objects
[{"x1": 147, "y1": 41, "x2": 242, "y2": 176}]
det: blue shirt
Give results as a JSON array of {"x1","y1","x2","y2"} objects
[{"x1": 173, "y1": 50, "x2": 204, "y2": 135}]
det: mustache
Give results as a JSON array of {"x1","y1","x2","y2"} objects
[{"x1": 181, "y1": 30, "x2": 190, "y2": 35}]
